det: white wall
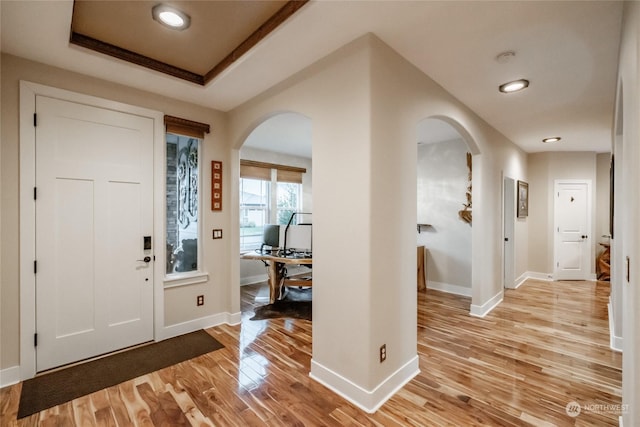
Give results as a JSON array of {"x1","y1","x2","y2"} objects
[
  {"x1": 417, "y1": 139, "x2": 471, "y2": 291},
  {"x1": 617, "y1": 2, "x2": 640, "y2": 424}
]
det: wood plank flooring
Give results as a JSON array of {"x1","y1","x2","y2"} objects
[{"x1": 0, "y1": 279, "x2": 621, "y2": 426}]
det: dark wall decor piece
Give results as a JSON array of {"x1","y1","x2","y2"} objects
[
  {"x1": 610, "y1": 155, "x2": 614, "y2": 239},
  {"x1": 211, "y1": 161, "x2": 223, "y2": 211},
  {"x1": 458, "y1": 152, "x2": 472, "y2": 224},
  {"x1": 517, "y1": 180, "x2": 529, "y2": 218}
]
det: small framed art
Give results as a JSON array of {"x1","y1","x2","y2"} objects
[
  {"x1": 517, "y1": 180, "x2": 529, "y2": 218},
  {"x1": 211, "y1": 161, "x2": 222, "y2": 211}
]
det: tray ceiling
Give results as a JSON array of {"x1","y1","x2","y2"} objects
[{"x1": 70, "y1": 0, "x2": 307, "y2": 85}]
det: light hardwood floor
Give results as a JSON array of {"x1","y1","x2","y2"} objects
[{"x1": 0, "y1": 279, "x2": 622, "y2": 426}]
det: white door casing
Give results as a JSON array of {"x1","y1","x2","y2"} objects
[
  {"x1": 503, "y1": 177, "x2": 516, "y2": 288},
  {"x1": 20, "y1": 81, "x2": 166, "y2": 379},
  {"x1": 554, "y1": 180, "x2": 592, "y2": 280}
]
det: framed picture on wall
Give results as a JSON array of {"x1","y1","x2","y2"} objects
[{"x1": 517, "y1": 180, "x2": 529, "y2": 218}]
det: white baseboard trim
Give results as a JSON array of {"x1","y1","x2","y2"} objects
[
  {"x1": 470, "y1": 290, "x2": 504, "y2": 318},
  {"x1": 524, "y1": 271, "x2": 554, "y2": 282},
  {"x1": 0, "y1": 365, "x2": 21, "y2": 388},
  {"x1": 162, "y1": 311, "x2": 241, "y2": 340},
  {"x1": 427, "y1": 281, "x2": 472, "y2": 297},
  {"x1": 226, "y1": 311, "x2": 242, "y2": 326},
  {"x1": 620, "y1": 415, "x2": 623, "y2": 426},
  {"x1": 254, "y1": 286, "x2": 270, "y2": 303},
  {"x1": 511, "y1": 273, "x2": 529, "y2": 289},
  {"x1": 310, "y1": 355, "x2": 420, "y2": 413},
  {"x1": 608, "y1": 300, "x2": 623, "y2": 352},
  {"x1": 241, "y1": 274, "x2": 268, "y2": 286}
]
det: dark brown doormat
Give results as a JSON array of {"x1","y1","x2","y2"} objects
[
  {"x1": 18, "y1": 329, "x2": 223, "y2": 419},
  {"x1": 251, "y1": 287, "x2": 312, "y2": 321}
]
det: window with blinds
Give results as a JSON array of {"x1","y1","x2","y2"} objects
[{"x1": 239, "y1": 160, "x2": 306, "y2": 250}]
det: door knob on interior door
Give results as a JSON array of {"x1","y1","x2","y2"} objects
[
  {"x1": 137, "y1": 256, "x2": 151, "y2": 263},
  {"x1": 581, "y1": 235, "x2": 588, "y2": 239}
]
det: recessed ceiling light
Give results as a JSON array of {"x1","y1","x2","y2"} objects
[
  {"x1": 542, "y1": 137, "x2": 562, "y2": 143},
  {"x1": 499, "y1": 79, "x2": 530, "y2": 93},
  {"x1": 152, "y1": 4, "x2": 191, "y2": 30}
]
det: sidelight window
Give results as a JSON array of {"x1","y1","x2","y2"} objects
[{"x1": 166, "y1": 133, "x2": 200, "y2": 274}]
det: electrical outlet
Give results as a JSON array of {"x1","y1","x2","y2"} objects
[
  {"x1": 197, "y1": 295, "x2": 204, "y2": 306},
  {"x1": 380, "y1": 344, "x2": 387, "y2": 363}
]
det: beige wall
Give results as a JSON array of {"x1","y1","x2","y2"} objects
[
  {"x1": 617, "y1": 2, "x2": 640, "y2": 424},
  {"x1": 2, "y1": 32, "x2": 530, "y2": 409},
  {"x1": 1, "y1": 54, "x2": 230, "y2": 370},
  {"x1": 417, "y1": 138, "x2": 471, "y2": 290},
  {"x1": 226, "y1": 34, "x2": 528, "y2": 407},
  {"x1": 527, "y1": 152, "x2": 599, "y2": 276}
]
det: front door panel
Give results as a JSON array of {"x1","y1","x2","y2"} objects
[{"x1": 35, "y1": 95, "x2": 154, "y2": 371}]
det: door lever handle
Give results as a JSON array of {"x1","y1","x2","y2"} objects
[{"x1": 137, "y1": 256, "x2": 151, "y2": 263}]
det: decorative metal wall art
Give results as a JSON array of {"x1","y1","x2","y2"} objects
[
  {"x1": 178, "y1": 138, "x2": 199, "y2": 228},
  {"x1": 458, "y1": 152, "x2": 472, "y2": 224}
]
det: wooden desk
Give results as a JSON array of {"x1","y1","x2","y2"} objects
[{"x1": 241, "y1": 251, "x2": 312, "y2": 303}]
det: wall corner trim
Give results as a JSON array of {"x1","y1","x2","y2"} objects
[
  {"x1": 608, "y1": 299, "x2": 623, "y2": 352},
  {"x1": 523, "y1": 271, "x2": 554, "y2": 282},
  {"x1": 309, "y1": 355, "x2": 420, "y2": 413},
  {"x1": 470, "y1": 290, "x2": 503, "y2": 318},
  {"x1": 427, "y1": 281, "x2": 472, "y2": 297},
  {"x1": 0, "y1": 366, "x2": 21, "y2": 388},
  {"x1": 511, "y1": 273, "x2": 529, "y2": 289}
]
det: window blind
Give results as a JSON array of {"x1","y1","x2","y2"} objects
[
  {"x1": 240, "y1": 160, "x2": 306, "y2": 183},
  {"x1": 164, "y1": 115, "x2": 210, "y2": 139}
]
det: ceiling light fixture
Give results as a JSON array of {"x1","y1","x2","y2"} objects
[
  {"x1": 542, "y1": 137, "x2": 562, "y2": 143},
  {"x1": 495, "y1": 51, "x2": 516, "y2": 64},
  {"x1": 499, "y1": 79, "x2": 530, "y2": 93},
  {"x1": 152, "y1": 4, "x2": 191, "y2": 30}
]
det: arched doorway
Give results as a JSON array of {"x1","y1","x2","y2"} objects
[
  {"x1": 237, "y1": 112, "x2": 312, "y2": 302},
  {"x1": 416, "y1": 116, "x2": 478, "y2": 306}
]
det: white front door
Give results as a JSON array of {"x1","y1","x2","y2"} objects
[
  {"x1": 554, "y1": 180, "x2": 592, "y2": 281},
  {"x1": 35, "y1": 95, "x2": 154, "y2": 371}
]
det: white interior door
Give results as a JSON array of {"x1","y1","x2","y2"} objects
[
  {"x1": 554, "y1": 180, "x2": 592, "y2": 281},
  {"x1": 503, "y1": 177, "x2": 516, "y2": 288},
  {"x1": 35, "y1": 95, "x2": 154, "y2": 371}
]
